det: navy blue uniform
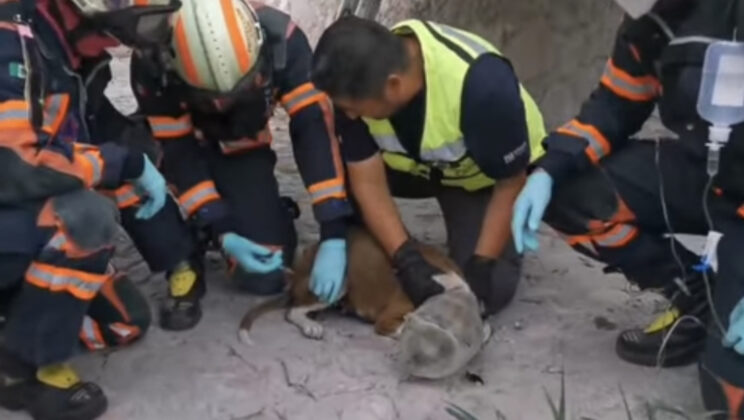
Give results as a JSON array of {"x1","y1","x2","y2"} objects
[
  {"x1": 535, "y1": 0, "x2": 744, "y2": 416},
  {"x1": 0, "y1": 0, "x2": 151, "y2": 366}
]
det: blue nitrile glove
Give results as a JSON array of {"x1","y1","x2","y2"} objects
[
  {"x1": 310, "y1": 239, "x2": 347, "y2": 304},
  {"x1": 723, "y1": 297, "x2": 744, "y2": 355},
  {"x1": 221, "y1": 232, "x2": 284, "y2": 274},
  {"x1": 131, "y1": 155, "x2": 168, "y2": 220},
  {"x1": 511, "y1": 170, "x2": 554, "y2": 254}
]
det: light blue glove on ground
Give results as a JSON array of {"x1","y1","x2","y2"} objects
[
  {"x1": 132, "y1": 155, "x2": 168, "y2": 220},
  {"x1": 222, "y1": 233, "x2": 284, "y2": 274},
  {"x1": 511, "y1": 170, "x2": 554, "y2": 254},
  {"x1": 723, "y1": 297, "x2": 744, "y2": 355},
  {"x1": 310, "y1": 239, "x2": 347, "y2": 304}
]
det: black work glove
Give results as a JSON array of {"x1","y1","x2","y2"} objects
[
  {"x1": 464, "y1": 256, "x2": 496, "y2": 316},
  {"x1": 392, "y1": 239, "x2": 445, "y2": 307}
]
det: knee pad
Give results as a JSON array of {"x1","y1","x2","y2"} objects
[
  {"x1": 544, "y1": 167, "x2": 620, "y2": 235},
  {"x1": 52, "y1": 190, "x2": 118, "y2": 251}
]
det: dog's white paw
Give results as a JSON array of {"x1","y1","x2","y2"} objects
[{"x1": 301, "y1": 322, "x2": 325, "y2": 340}]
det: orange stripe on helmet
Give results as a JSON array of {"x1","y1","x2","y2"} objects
[
  {"x1": 174, "y1": 16, "x2": 202, "y2": 86},
  {"x1": 134, "y1": 0, "x2": 150, "y2": 5},
  {"x1": 221, "y1": 0, "x2": 252, "y2": 74}
]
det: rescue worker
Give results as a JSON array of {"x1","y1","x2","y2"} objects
[
  {"x1": 131, "y1": 0, "x2": 352, "y2": 330},
  {"x1": 0, "y1": 0, "x2": 179, "y2": 419},
  {"x1": 510, "y1": 0, "x2": 744, "y2": 416},
  {"x1": 311, "y1": 17, "x2": 546, "y2": 314}
]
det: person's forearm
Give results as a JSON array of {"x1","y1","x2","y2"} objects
[
  {"x1": 348, "y1": 155, "x2": 408, "y2": 256},
  {"x1": 475, "y1": 173, "x2": 527, "y2": 259}
]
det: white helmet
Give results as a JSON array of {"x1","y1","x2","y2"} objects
[
  {"x1": 171, "y1": 0, "x2": 265, "y2": 93},
  {"x1": 69, "y1": 0, "x2": 181, "y2": 47},
  {"x1": 614, "y1": 0, "x2": 659, "y2": 18}
]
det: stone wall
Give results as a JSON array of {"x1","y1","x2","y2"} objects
[{"x1": 264, "y1": 0, "x2": 624, "y2": 129}]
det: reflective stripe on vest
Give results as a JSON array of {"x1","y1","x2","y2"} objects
[{"x1": 363, "y1": 20, "x2": 546, "y2": 190}]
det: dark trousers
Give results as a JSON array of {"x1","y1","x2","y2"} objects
[
  {"x1": 205, "y1": 146, "x2": 297, "y2": 267},
  {"x1": 384, "y1": 168, "x2": 523, "y2": 314},
  {"x1": 543, "y1": 139, "x2": 744, "y2": 417},
  {"x1": 0, "y1": 198, "x2": 150, "y2": 367},
  {"x1": 119, "y1": 196, "x2": 196, "y2": 273}
]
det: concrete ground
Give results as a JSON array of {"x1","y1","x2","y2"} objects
[{"x1": 3, "y1": 112, "x2": 706, "y2": 420}]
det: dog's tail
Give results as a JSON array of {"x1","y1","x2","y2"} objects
[{"x1": 238, "y1": 294, "x2": 291, "y2": 345}]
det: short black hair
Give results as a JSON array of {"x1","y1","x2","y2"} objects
[{"x1": 312, "y1": 16, "x2": 409, "y2": 100}]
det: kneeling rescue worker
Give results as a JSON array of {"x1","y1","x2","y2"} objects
[
  {"x1": 0, "y1": 0, "x2": 180, "y2": 419},
  {"x1": 311, "y1": 17, "x2": 546, "y2": 313},
  {"x1": 511, "y1": 0, "x2": 744, "y2": 416},
  {"x1": 132, "y1": 0, "x2": 352, "y2": 329}
]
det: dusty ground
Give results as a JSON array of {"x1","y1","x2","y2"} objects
[{"x1": 3, "y1": 112, "x2": 703, "y2": 420}]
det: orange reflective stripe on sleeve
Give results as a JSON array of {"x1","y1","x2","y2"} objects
[
  {"x1": 281, "y1": 83, "x2": 328, "y2": 116},
  {"x1": 178, "y1": 180, "x2": 220, "y2": 216},
  {"x1": 41, "y1": 94, "x2": 70, "y2": 135},
  {"x1": 147, "y1": 115, "x2": 193, "y2": 139},
  {"x1": 26, "y1": 262, "x2": 109, "y2": 300},
  {"x1": 737, "y1": 205, "x2": 744, "y2": 219},
  {"x1": 308, "y1": 178, "x2": 346, "y2": 204},
  {"x1": 112, "y1": 185, "x2": 141, "y2": 209},
  {"x1": 557, "y1": 119, "x2": 611, "y2": 164},
  {"x1": 600, "y1": 59, "x2": 659, "y2": 102},
  {"x1": 0, "y1": 100, "x2": 31, "y2": 129},
  {"x1": 79, "y1": 316, "x2": 106, "y2": 351},
  {"x1": 73, "y1": 144, "x2": 104, "y2": 187},
  {"x1": 592, "y1": 224, "x2": 638, "y2": 248}
]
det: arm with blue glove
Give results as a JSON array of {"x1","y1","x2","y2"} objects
[
  {"x1": 129, "y1": 154, "x2": 168, "y2": 220},
  {"x1": 511, "y1": 169, "x2": 554, "y2": 254},
  {"x1": 221, "y1": 233, "x2": 284, "y2": 274},
  {"x1": 310, "y1": 239, "x2": 348, "y2": 304},
  {"x1": 724, "y1": 297, "x2": 744, "y2": 355}
]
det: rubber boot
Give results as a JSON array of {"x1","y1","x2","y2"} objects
[
  {"x1": 0, "y1": 348, "x2": 107, "y2": 420},
  {"x1": 160, "y1": 258, "x2": 205, "y2": 331},
  {"x1": 616, "y1": 272, "x2": 710, "y2": 367}
]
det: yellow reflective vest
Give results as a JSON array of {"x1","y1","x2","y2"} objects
[{"x1": 362, "y1": 20, "x2": 546, "y2": 191}]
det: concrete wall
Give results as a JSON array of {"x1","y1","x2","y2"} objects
[{"x1": 264, "y1": 0, "x2": 624, "y2": 129}]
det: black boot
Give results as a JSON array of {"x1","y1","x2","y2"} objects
[
  {"x1": 160, "y1": 259, "x2": 206, "y2": 331},
  {"x1": 0, "y1": 349, "x2": 107, "y2": 420},
  {"x1": 616, "y1": 273, "x2": 710, "y2": 367}
]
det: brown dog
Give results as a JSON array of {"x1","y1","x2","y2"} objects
[{"x1": 238, "y1": 227, "x2": 466, "y2": 342}]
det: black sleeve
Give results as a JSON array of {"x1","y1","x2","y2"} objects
[
  {"x1": 337, "y1": 111, "x2": 380, "y2": 163},
  {"x1": 276, "y1": 26, "x2": 352, "y2": 225},
  {"x1": 461, "y1": 54, "x2": 530, "y2": 180}
]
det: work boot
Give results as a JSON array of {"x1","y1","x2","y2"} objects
[
  {"x1": 616, "y1": 273, "x2": 710, "y2": 367},
  {"x1": 0, "y1": 348, "x2": 107, "y2": 420},
  {"x1": 160, "y1": 259, "x2": 205, "y2": 331}
]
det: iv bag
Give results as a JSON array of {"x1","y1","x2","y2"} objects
[{"x1": 697, "y1": 41, "x2": 744, "y2": 127}]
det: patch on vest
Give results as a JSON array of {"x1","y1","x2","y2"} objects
[
  {"x1": 8, "y1": 62, "x2": 26, "y2": 79},
  {"x1": 503, "y1": 142, "x2": 528, "y2": 165}
]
